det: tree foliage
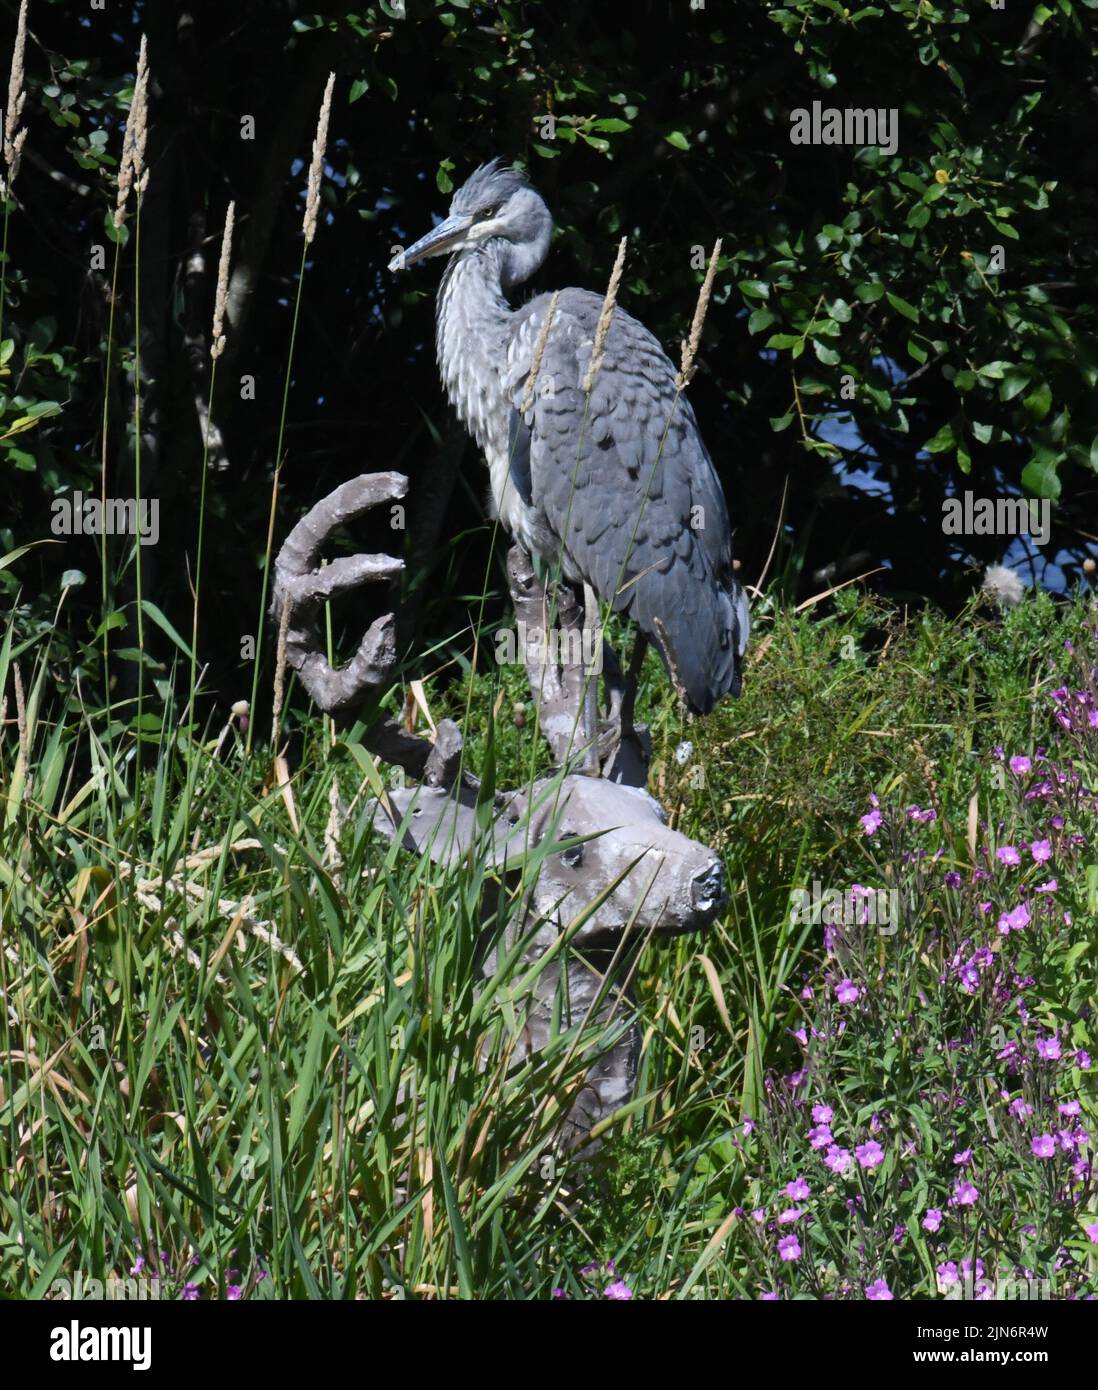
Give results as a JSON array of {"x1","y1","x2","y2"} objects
[{"x1": 2, "y1": 0, "x2": 1096, "y2": 712}]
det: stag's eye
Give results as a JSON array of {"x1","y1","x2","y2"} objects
[{"x1": 561, "y1": 842, "x2": 584, "y2": 869}]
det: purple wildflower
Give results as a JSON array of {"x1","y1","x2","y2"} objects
[{"x1": 824, "y1": 1146, "x2": 852, "y2": 1175}]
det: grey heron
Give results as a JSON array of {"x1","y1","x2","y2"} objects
[{"x1": 389, "y1": 158, "x2": 749, "y2": 717}]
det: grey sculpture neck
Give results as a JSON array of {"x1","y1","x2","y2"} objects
[{"x1": 435, "y1": 236, "x2": 547, "y2": 449}]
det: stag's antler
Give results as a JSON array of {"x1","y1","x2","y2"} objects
[
  {"x1": 273, "y1": 472, "x2": 406, "y2": 711},
  {"x1": 272, "y1": 471, "x2": 464, "y2": 788}
]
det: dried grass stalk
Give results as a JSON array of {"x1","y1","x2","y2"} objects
[
  {"x1": 210, "y1": 200, "x2": 235, "y2": 359},
  {"x1": 2, "y1": 0, "x2": 28, "y2": 192},
  {"x1": 676, "y1": 238, "x2": 722, "y2": 390},
  {"x1": 270, "y1": 593, "x2": 290, "y2": 747},
  {"x1": 581, "y1": 236, "x2": 627, "y2": 395},
  {"x1": 303, "y1": 72, "x2": 335, "y2": 244},
  {"x1": 519, "y1": 289, "x2": 560, "y2": 415}
]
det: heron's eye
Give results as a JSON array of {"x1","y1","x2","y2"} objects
[{"x1": 476, "y1": 204, "x2": 499, "y2": 222}]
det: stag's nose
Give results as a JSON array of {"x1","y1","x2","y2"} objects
[{"x1": 690, "y1": 859, "x2": 725, "y2": 914}]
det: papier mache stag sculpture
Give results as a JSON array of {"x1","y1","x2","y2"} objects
[
  {"x1": 272, "y1": 160, "x2": 744, "y2": 1148},
  {"x1": 271, "y1": 480, "x2": 727, "y2": 1147}
]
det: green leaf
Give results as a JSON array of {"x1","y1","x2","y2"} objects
[
  {"x1": 140, "y1": 600, "x2": 194, "y2": 660},
  {"x1": 1086, "y1": 864, "x2": 1098, "y2": 915},
  {"x1": 769, "y1": 412, "x2": 795, "y2": 433},
  {"x1": 665, "y1": 130, "x2": 690, "y2": 151},
  {"x1": 1022, "y1": 382, "x2": 1052, "y2": 421},
  {"x1": 812, "y1": 340, "x2": 840, "y2": 366},
  {"x1": 765, "y1": 333, "x2": 803, "y2": 351},
  {"x1": 349, "y1": 78, "x2": 368, "y2": 104},
  {"x1": 345, "y1": 740, "x2": 389, "y2": 803},
  {"x1": 855, "y1": 282, "x2": 885, "y2": 303},
  {"x1": 0, "y1": 539, "x2": 58, "y2": 574},
  {"x1": 1021, "y1": 451, "x2": 1062, "y2": 501},
  {"x1": 976, "y1": 361, "x2": 1011, "y2": 380},
  {"x1": 737, "y1": 280, "x2": 769, "y2": 301},
  {"x1": 988, "y1": 217, "x2": 1019, "y2": 241},
  {"x1": 748, "y1": 307, "x2": 777, "y2": 335},
  {"x1": 923, "y1": 421, "x2": 955, "y2": 454},
  {"x1": 998, "y1": 370, "x2": 1031, "y2": 401},
  {"x1": 103, "y1": 209, "x2": 129, "y2": 246},
  {"x1": 29, "y1": 1243, "x2": 76, "y2": 1300},
  {"x1": 0, "y1": 408, "x2": 60, "y2": 442},
  {"x1": 94, "y1": 610, "x2": 126, "y2": 639},
  {"x1": 886, "y1": 292, "x2": 919, "y2": 322}
]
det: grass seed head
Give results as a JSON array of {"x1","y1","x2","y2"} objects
[
  {"x1": 2, "y1": 0, "x2": 29, "y2": 192},
  {"x1": 114, "y1": 35, "x2": 150, "y2": 226},
  {"x1": 676, "y1": 238, "x2": 722, "y2": 391},
  {"x1": 519, "y1": 289, "x2": 560, "y2": 415},
  {"x1": 303, "y1": 72, "x2": 335, "y2": 244},
  {"x1": 211, "y1": 200, "x2": 235, "y2": 359},
  {"x1": 582, "y1": 236, "x2": 627, "y2": 395}
]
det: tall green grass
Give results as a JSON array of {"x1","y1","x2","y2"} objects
[{"x1": 4, "y1": 580, "x2": 1092, "y2": 1298}]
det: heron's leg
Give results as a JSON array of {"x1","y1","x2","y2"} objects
[
  {"x1": 506, "y1": 545, "x2": 597, "y2": 771},
  {"x1": 598, "y1": 632, "x2": 651, "y2": 786},
  {"x1": 579, "y1": 584, "x2": 602, "y2": 775},
  {"x1": 621, "y1": 632, "x2": 648, "y2": 741},
  {"x1": 600, "y1": 640, "x2": 626, "y2": 726}
]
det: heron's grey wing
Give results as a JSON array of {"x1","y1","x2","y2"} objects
[{"x1": 505, "y1": 289, "x2": 748, "y2": 712}]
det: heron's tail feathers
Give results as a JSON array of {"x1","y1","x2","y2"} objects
[{"x1": 643, "y1": 572, "x2": 749, "y2": 716}]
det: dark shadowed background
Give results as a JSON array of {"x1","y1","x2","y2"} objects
[{"x1": 3, "y1": 0, "x2": 1096, "y2": 722}]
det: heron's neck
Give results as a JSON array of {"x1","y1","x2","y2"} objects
[{"x1": 435, "y1": 242, "x2": 516, "y2": 450}]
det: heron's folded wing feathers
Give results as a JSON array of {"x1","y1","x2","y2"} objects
[{"x1": 506, "y1": 289, "x2": 746, "y2": 712}]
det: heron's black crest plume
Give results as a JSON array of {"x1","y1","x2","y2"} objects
[{"x1": 450, "y1": 158, "x2": 530, "y2": 214}]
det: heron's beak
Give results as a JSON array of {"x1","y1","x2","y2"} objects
[{"x1": 388, "y1": 214, "x2": 472, "y2": 272}]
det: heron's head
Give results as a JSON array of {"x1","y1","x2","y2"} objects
[{"x1": 388, "y1": 158, "x2": 552, "y2": 288}]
